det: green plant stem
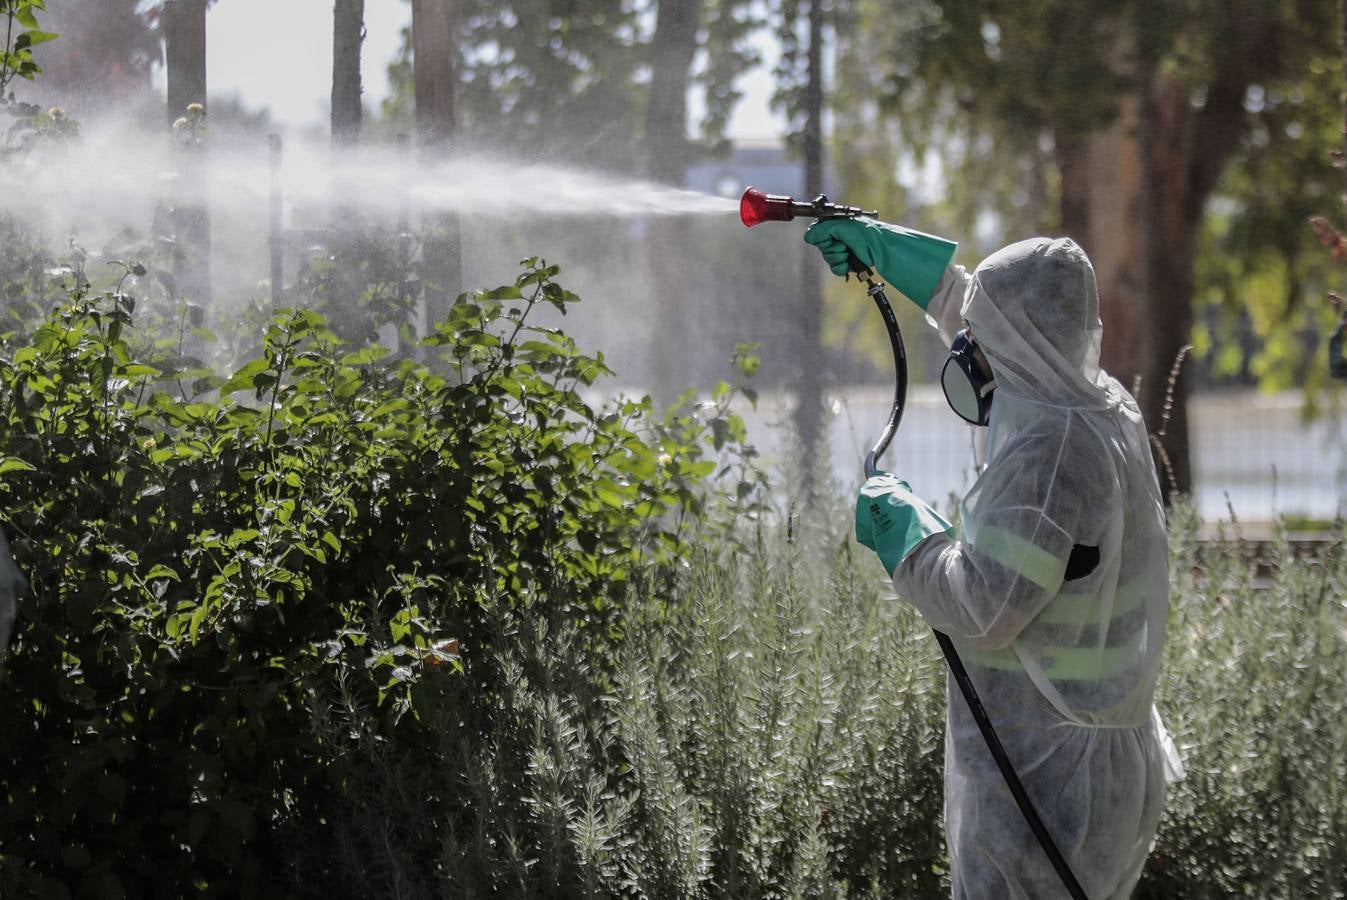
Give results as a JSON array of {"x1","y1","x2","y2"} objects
[{"x1": 1, "y1": 10, "x2": 15, "y2": 96}]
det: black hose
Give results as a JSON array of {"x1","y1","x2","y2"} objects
[
  {"x1": 935, "y1": 631, "x2": 1089, "y2": 900},
  {"x1": 861, "y1": 276, "x2": 906, "y2": 478},
  {"x1": 859, "y1": 269, "x2": 1090, "y2": 900}
]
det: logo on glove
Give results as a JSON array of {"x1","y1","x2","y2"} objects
[{"x1": 868, "y1": 501, "x2": 893, "y2": 535}]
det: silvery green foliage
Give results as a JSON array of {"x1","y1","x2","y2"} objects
[
  {"x1": 1142, "y1": 504, "x2": 1347, "y2": 898},
  {"x1": 322, "y1": 501, "x2": 1347, "y2": 900},
  {"x1": 314, "y1": 504, "x2": 951, "y2": 898}
]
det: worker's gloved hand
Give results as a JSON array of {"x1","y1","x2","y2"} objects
[
  {"x1": 855, "y1": 473, "x2": 954, "y2": 576},
  {"x1": 803, "y1": 217, "x2": 957, "y2": 310}
]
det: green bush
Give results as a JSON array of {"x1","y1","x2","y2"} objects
[
  {"x1": 317, "y1": 516, "x2": 949, "y2": 898},
  {"x1": 0, "y1": 259, "x2": 763, "y2": 898},
  {"x1": 1140, "y1": 509, "x2": 1347, "y2": 898}
]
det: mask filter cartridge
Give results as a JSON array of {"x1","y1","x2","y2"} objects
[{"x1": 942, "y1": 330, "x2": 996, "y2": 426}]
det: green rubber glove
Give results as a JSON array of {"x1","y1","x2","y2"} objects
[
  {"x1": 855, "y1": 473, "x2": 954, "y2": 576},
  {"x1": 803, "y1": 218, "x2": 958, "y2": 310}
]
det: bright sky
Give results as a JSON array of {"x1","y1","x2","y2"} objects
[
  {"x1": 205, "y1": 0, "x2": 408, "y2": 125},
  {"x1": 202, "y1": 0, "x2": 783, "y2": 140}
]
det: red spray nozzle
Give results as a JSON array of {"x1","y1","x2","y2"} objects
[
  {"x1": 739, "y1": 186, "x2": 878, "y2": 228},
  {"x1": 740, "y1": 187, "x2": 796, "y2": 227}
]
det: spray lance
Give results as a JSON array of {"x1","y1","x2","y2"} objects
[
  {"x1": 739, "y1": 187, "x2": 1091, "y2": 900},
  {"x1": 740, "y1": 187, "x2": 904, "y2": 475}
]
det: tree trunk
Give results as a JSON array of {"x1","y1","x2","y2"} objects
[
  {"x1": 1070, "y1": 73, "x2": 1200, "y2": 502},
  {"x1": 162, "y1": 0, "x2": 211, "y2": 308},
  {"x1": 796, "y1": 0, "x2": 826, "y2": 487},
  {"x1": 1064, "y1": 10, "x2": 1282, "y2": 504},
  {"x1": 1065, "y1": 89, "x2": 1150, "y2": 396},
  {"x1": 412, "y1": 0, "x2": 460, "y2": 330},
  {"x1": 331, "y1": 0, "x2": 365, "y2": 147},
  {"x1": 163, "y1": 0, "x2": 206, "y2": 123},
  {"x1": 1134, "y1": 73, "x2": 1198, "y2": 499},
  {"x1": 1056, "y1": 134, "x2": 1091, "y2": 242},
  {"x1": 646, "y1": 1, "x2": 699, "y2": 186},
  {"x1": 329, "y1": 0, "x2": 366, "y2": 340},
  {"x1": 644, "y1": 0, "x2": 701, "y2": 406}
]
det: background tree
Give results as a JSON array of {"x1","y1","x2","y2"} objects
[
  {"x1": 646, "y1": 2, "x2": 701, "y2": 187},
  {"x1": 162, "y1": 0, "x2": 208, "y2": 124},
  {"x1": 380, "y1": 0, "x2": 760, "y2": 184},
  {"x1": 771, "y1": 0, "x2": 830, "y2": 480},
  {"x1": 644, "y1": 0, "x2": 705, "y2": 403},
  {"x1": 846, "y1": 0, "x2": 1337, "y2": 499},
  {"x1": 161, "y1": 0, "x2": 212, "y2": 309},
  {"x1": 15, "y1": 0, "x2": 159, "y2": 117},
  {"x1": 383, "y1": 0, "x2": 643, "y2": 169},
  {"x1": 327, "y1": 0, "x2": 369, "y2": 341},
  {"x1": 381, "y1": 0, "x2": 761, "y2": 396},
  {"x1": 642, "y1": 1, "x2": 759, "y2": 404},
  {"x1": 1193, "y1": 13, "x2": 1346, "y2": 411},
  {"x1": 412, "y1": 0, "x2": 461, "y2": 327},
  {"x1": 332, "y1": 0, "x2": 365, "y2": 146}
]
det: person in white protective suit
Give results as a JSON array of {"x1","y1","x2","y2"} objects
[{"x1": 805, "y1": 220, "x2": 1184, "y2": 899}]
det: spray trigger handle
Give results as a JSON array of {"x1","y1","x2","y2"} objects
[{"x1": 846, "y1": 250, "x2": 874, "y2": 284}]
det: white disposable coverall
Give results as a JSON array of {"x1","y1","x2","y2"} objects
[{"x1": 891, "y1": 237, "x2": 1182, "y2": 899}]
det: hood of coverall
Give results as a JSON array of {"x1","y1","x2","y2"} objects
[{"x1": 961, "y1": 237, "x2": 1118, "y2": 410}]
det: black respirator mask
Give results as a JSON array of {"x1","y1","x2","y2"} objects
[{"x1": 941, "y1": 329, "x2": 996, "y2": 426}]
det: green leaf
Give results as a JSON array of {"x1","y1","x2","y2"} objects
[
  {"x1": 18, "y1": 29, "x2": 58, "y2": 48},
  {"x1": 0, "y1": 457, "x2": 36, "y2": 474},
  {"x1": 686, "y1": 460, "x2": 716, "y2": 478},
  {"x1": 225, "y1": 528, "x2": 261, "y2": 548},
  {"x1": 518, "y1": 340, "x2": 562, "y2": 359},
  {"x1": 458, "y1": 329, "x2": 500, "y2": 348},
  {"x1": 252, "y1": 372, "x2": 278, "y2": 396},
  {"x1": 121, "y1": 363, "x2": 160, "y2": 378},
  {"x1": 340, "y1": 346, "x2": 390, "y2": 366},
  {"x1": 710, "y1": 418, "x2": 729, "y2": 450},
  {"x1": 368, "y1": 398, "x2": 409, "y2": 418},
  {"x1": 480, "y1": 284, "x2": 522, "y2": 301},
  {"x1": 189, "y1": 604, "x2": 207, "y2": 644},
  {"x1": 220, "y1": 359, "x2": 270, "y2": 396},
  {"x1": 145, "y1": 564, "x2": 180, "y2": 582}
]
